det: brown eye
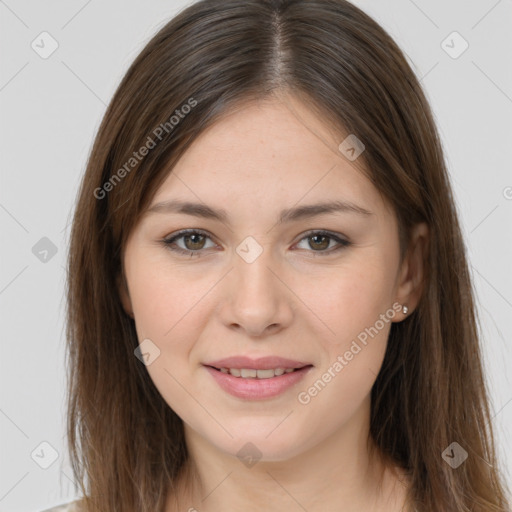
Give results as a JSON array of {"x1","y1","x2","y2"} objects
[
  {"x1": 163, "y1": 230, "x2": 216, "y2": 256},
  {"x1": 183, "y1": 233, "x2": 206, "y2": 250},
  {"x1": 308, "y1": 234, "x2": 330, "y2": 250},
  {"x1": 294, "y1": 231, "x2": 351, "y2": 255}
]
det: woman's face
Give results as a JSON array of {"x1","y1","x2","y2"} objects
[{"x1": 120, "y1": 94, "x2": 416, "y2": 462}]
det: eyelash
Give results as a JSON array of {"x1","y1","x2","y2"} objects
[{"x1": 161, "y1": 229, "x2": 351, "y2": 258}]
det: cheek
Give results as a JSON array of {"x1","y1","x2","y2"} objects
[
  {"x1": 126, "y1": 257, "x2": 215, "y2": 420},
  {"x1": 293, "y1": 253, "x2": 396, "y2": 402},
  {"x1": 127, "y1": 251, "x2": 214, "y2": 341},
  {"x1": 295, "y1": 255, "x2": 397, "y2": 344},
  {"x1": 294, "y1": 275, "x2": 394, "y2": 442}
]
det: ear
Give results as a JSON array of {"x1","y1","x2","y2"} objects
[
  {"x1": 117, "y1": 270, "x2": 134, "y2": 319},
  {"x1": 394, "y1": 222, "x2": 429, "y2": 320}
]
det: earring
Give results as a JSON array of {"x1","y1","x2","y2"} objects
[{"x1": 402, "y1": 305, "x2": 409, "y2": 315}]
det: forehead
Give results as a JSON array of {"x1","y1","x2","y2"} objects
[{"x1": 150, "y1": 95, "x2": 385, "y2": 219}]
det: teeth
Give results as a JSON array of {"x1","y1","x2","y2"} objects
[{"x1": 218, "y1": 367, "x2": 299, "y2": 378}]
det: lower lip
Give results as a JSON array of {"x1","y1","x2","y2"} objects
[{"x1": 203, "y1": 365, "x2": 313, "y2": 400}]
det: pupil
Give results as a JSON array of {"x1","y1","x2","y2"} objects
[
  {"x1": 310, "y1": 235, "x2": 328, "y2": 250},
  {"x1": 185, "y1": 234, "x2": 204, "y2": 250}
]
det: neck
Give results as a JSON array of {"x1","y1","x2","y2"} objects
[{"x1": 166, "y1": 396, "x2": 410, "y2": 512}]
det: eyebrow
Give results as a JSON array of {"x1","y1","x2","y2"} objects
[{"x1": 145, "y1": 199, "x2": 373, "y2": 223}]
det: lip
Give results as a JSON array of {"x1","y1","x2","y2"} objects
[
  {"x1": 203, "y1": 364, "x2": 314, "y2": 400},
  {"x1": 203, "y1": 356, "x2": 312, "y2": 370}
]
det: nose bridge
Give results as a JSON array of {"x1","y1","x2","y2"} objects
[
  {"x1": 221, "y1": 236, "x2": 292, "y2": 336},
  {"x1": 233, "y1": 236, "x2": 279, "y2": 303}
]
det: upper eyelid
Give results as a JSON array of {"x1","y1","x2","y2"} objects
[{"x1": 164, "y1": 228, "x2": 216, "y2": 243}]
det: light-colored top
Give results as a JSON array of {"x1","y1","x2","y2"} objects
[
  {"x1": 39, "y1": 499, "x2": 82, "y2": 512},
  {"x1": 38, "y1": 498, "x2": 421, "y2": 511}
]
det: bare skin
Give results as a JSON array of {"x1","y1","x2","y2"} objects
[{"x1": 119, "y1": 92, "x2": 427, "y2": 512}]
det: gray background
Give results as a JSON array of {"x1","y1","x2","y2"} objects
[{"x1": 0, "y1": 0, "x2": 511, "y2": 510}]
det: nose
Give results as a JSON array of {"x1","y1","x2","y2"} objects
[{"x1": 218, "y1": 246, "x2": 294, "y2": 338}]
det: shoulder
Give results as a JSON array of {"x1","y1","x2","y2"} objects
[{"x1": 39, "y1": 498, "x2": 84, "y2": 512}]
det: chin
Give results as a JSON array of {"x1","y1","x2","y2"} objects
[{"x1": 216, "y1": 430, "x2": 307, "y2": 464}]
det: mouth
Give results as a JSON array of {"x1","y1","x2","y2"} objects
[
  {"x1": 204, "y1": 364, "x2": 313, "y2": 379},
  {"x1": 202, "y1": 363, "x2": 314, "y2": 400}
]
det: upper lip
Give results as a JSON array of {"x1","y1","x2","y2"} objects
[{"x1": 203, "y1": 356, "x2": 313, "y2": 370}]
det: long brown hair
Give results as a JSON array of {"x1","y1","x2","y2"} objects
[{"x1": 65, "y1": 0, "x2": 511, "y2": 510}]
